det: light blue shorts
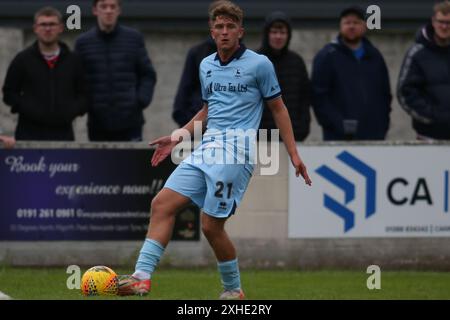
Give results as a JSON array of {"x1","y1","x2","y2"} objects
[{"x1": 164, "y1": 161, "x2": 253, "y2": 218}]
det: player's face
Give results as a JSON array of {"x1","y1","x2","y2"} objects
[
  {"x1": 432, "y1": 12, "x2": 450, "y2": 41},
  {"x1": 33, "y1": 15, "x2": 63, "y2": 46},
  {"x1": 93, "y1": 0, "x2": 121, "y2": 30},
  {"x1": 340, "y1": 15, "x2": 366, "y2": 43},
  {"x1": 268, "y1": 25, "x2": 289, "y2": 51},
  {"x1": 211, "y1": 15, "x2": 243, "y2": 52}
]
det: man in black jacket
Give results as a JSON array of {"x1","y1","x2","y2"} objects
[
  {"x1": 172, "y1": 37, "x2": 216, "y2": 127},
  {"x1": 257, "y1": 11, "x2": 311, "y2": 142},
  {"x1": 172, "y1": 1, "x2": 223, "y2": 128},
  {"x1": 75, "y1": 0, "x2": 157, "y2": 141},
  {"x1": 312, "y1": 6, "x2": 392, "y2": 141},
  {"x1": 2, "y1": 7, "x2": 87, "y2": 141},
  {"x1": 397, "y1": 1, "x2": 450, "y2": 140}
]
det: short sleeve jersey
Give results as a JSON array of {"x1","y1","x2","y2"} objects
[{"x1": 200, "y1": 45, "x2": 281, "y2": 133}]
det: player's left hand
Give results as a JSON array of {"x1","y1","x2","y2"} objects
[{"x1": 291, "y1": 155, "x2": 312, "y2": 186}]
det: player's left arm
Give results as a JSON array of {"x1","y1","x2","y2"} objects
[{"x1": 266, "y1": 97, "x2": 312, "y2": 186}]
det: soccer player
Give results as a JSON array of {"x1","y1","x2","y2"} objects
[{"x1": 118, "y1": 0, "x2": 312, "y2": 299}]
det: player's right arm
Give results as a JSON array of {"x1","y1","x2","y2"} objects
[
  {"x1": 179, "y1": 103, "x2": 208, "y2": 135},
  {"x1": 150, "y1": 103, "x2": 208, "y2": 167}
]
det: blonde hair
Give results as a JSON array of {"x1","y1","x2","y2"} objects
[
  {"x1": 434, "y1": 1, "x2": 450, "y2": 15},
  {"x1": 209, "y1": 1, "x2": 244, "y2": 25},
  {"x1": 208, "y1": 0, "x2": 225, "y2": 16}
]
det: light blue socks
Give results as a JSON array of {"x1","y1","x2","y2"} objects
[
  {"x1": 134, "y1": 240, "x2": 241, "y2": 290},
  {"x1": 133, "y1": 238, "x2": 165, "y2": 280},
  {"x1": 217, "y1": 258, "x2": 241, "y2": 290}
]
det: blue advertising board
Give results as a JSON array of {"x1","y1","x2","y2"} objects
[{"x1": 0, "y1": 148, "x2": 200, "y2": 241}]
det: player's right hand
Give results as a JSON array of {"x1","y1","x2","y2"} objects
[
  {"x1": 0, "y1": 136, "x2": 15, "y2": 149},
  {"x1": 149, "y1": 135, "x2": 179, "y2": 167}
]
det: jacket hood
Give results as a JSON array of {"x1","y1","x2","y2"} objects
[
  {"x1": 415, "y1": 22, "x2": 450, "y2": 50},
  {"x1": 259, "y1": 11, "x2": 292, "y2": 57}
]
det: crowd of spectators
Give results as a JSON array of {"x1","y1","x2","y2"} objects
[{"x1": 1, "y1": 0, "x2": 449, "y2": 148}]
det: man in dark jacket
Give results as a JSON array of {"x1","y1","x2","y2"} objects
[
  {"x1": 397, "y1": 1, "x2": 450, "y2": 140},
  {"x1": 312, "y1": 6, "x2": 392, "y2": 141},
  {"x1": 75, "y1": 0, "x2": 157, "y2": 141},
  {"x1": 257, "y1": 11, "x2": 311, "y2": 142},
  {"x1": 172, "y1": 1, "x2": 223, "y2": 127},
  {"x1": 172, "y1": 37, "x2": 216, "y2": 127},
  {"x1": 2, "y1": 7, "x2": 87, "y2": 141}
]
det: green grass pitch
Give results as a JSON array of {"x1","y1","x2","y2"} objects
[{"x1": 0, "y1": 267, "x2": 449, "y2": 300}]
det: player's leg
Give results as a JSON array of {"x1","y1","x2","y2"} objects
[
  {"x1": 201, "y1": 213, "x2": 245, "y2": 300},
  {"x1": 135, "y1": 188, "x2": 192, "y2": 274},
  {"x1": 201, "y1": 213, "x2": 235, "y2": 261},
  {"x1": 118, "y1": 188, "x2": 191, "y2": 296},
  {"x1": 119, "y1": 162, "x2": 206, "y2": 296},
  {"x1": 146, "y1": 187, "x2": 192, "y2": 246},
  {"x1": 201, "y1": 163, "x2": 253, "y2": 299}
]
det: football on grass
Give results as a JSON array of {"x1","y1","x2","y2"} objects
[{"x1": 81, "y1": 266, "x2": 119, "y2": 296}]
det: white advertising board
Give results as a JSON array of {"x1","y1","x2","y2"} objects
[{"x1": 289, "y1": 146, "x2": 450, "y2": 238}]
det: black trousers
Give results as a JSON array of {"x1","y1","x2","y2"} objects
[
  {"x1": 88, "y1": 125, "x2": 143, "y2": 142},
  {"x1": 15, "y1": 117, "x2": 74, "y2": 141}
]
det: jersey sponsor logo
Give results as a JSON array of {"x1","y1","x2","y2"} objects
[{"x1": 205, "y1": 82, "x2": 248, "y2": 95}]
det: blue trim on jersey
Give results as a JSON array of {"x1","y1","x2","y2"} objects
[
  {"x1": 214, "y1": 44, "x2": 247, "y2": 66},
  {"x1": 264, "y1": 91, "x2": 282, "y2": 101}
]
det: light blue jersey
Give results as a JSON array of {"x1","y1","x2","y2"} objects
[
  {"x1": 165, "y1": 45, "x2": 281, "y2": 218},
  {"x1": 200, "y1": 45, "x2": 281, "y2": 132},
  {"x1": 192, "y1": 45, "x2": 281, "y2": 165}
]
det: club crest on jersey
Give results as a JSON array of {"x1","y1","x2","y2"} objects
[{"x1": 218, "y1": 202, "x2": 228, "y2": 210}]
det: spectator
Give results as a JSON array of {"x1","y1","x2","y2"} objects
[
  {"x1": 311, "y1": 6, "x2": 392, "y2": 141},
  {"x1": 257, "y1": 11, "x2": 311, "y2": 141},
  {"x1": 397, "y1": 1, "x2": 450, "y2": 141},
  {"x1": 2, "y1": 7, "x2": 87, "y2": 141},
  {"x1": 75, "y1": 0, "x2": 157, "y2": 141},
  {"x1": 172, "y1": 1, "x2": 222, "y2": 127}
]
